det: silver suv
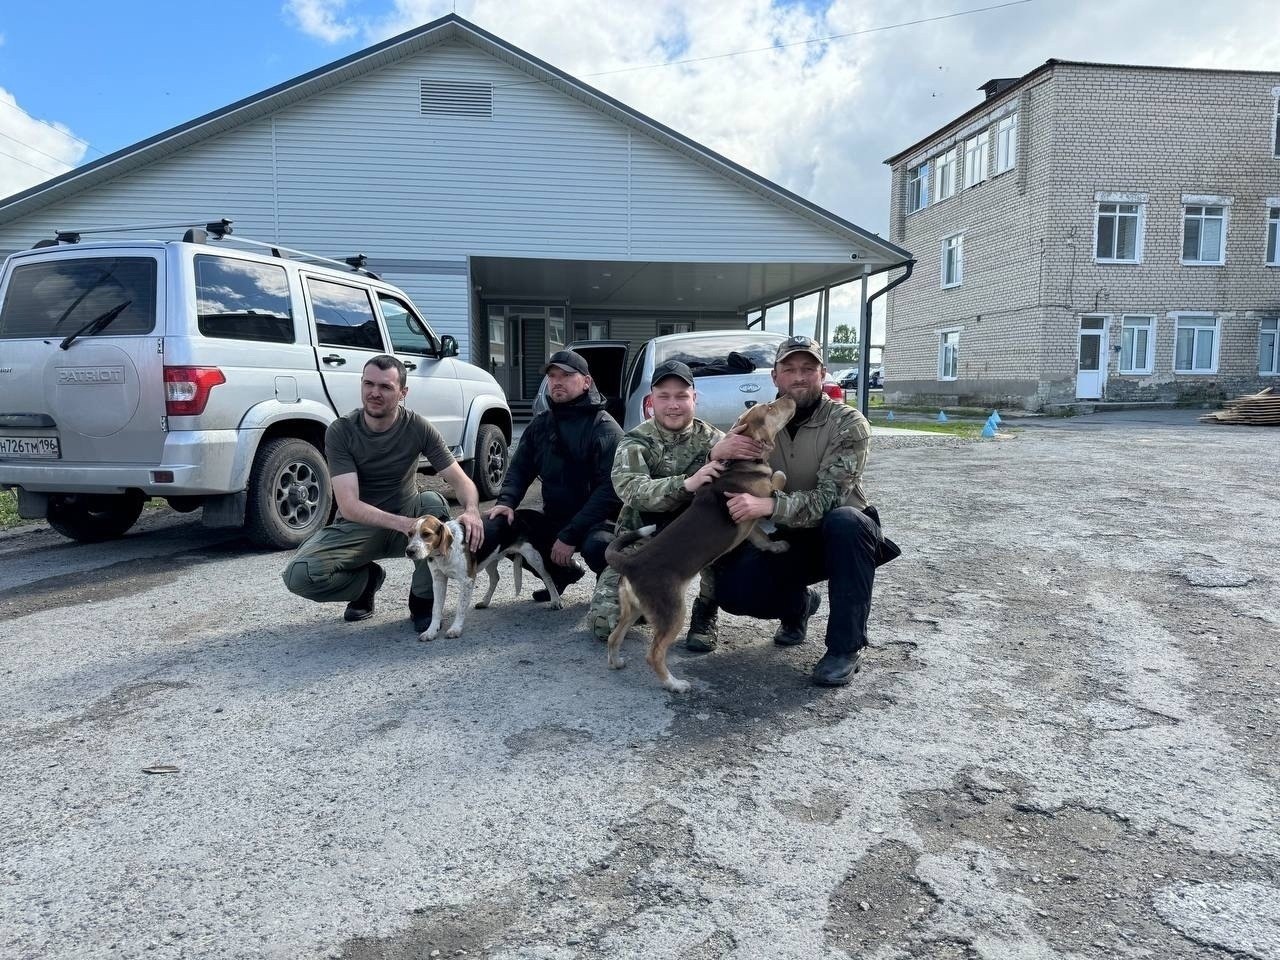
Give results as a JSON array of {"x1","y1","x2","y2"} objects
[{"x1": 0, "y1": 223, "x2": 511, "y2": 548}]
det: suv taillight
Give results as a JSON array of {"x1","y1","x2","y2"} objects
[
  {"x1": 642, "y1": 393, "x2": 654, "y2": 420},
  {"x1": 822, "y1": 381, "x2": 845, "y2": 401},
  {"x1": 164, "y1": 366, "x2": 226, "y2": 416}
]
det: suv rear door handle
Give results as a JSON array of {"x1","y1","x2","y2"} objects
[
  {"x1": 403, "y1": 360, "x2": 417, "y2": 371},
  {"x1": 322, "y1": 354, "x2": 346, "y2": 366}
]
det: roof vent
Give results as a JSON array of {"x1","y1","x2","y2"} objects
[
  {"x1": 978, "y1": 77, "x2": 1020, "y2": 100},
  {"x1": 420, "y1": 79, "x2": 493, "y2": 118}
]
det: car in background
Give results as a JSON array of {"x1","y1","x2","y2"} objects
[
  {"x1": 834, "y1": 366, "x2": 883, "y2": 392},
  {"x1": 531, "y1": 330, "x2": 844, "y2": 432}
]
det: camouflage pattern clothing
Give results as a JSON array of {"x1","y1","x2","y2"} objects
[
  {"x1": 770, "y1": 396, "x2": 871, "y2": 529},
  {"x1": 590, "y1": 417, "x2": 724, "y2": 640}
]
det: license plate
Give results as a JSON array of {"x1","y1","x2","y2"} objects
[{"x1": 0, "y1": 436, "x2": 61, "y2": 459}]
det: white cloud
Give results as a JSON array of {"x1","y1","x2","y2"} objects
[
  {"x1": 0, "y1": 88, "x2": 89, "y2": 201},
  {"x1": 302, "y1": 0, "x2": 1280, "y2": 241},
  {"x1": 283, "y1": 0, "x2": 359, "y2": 43}
]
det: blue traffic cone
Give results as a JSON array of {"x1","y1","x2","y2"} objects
[
  {"x1": 985, "y1": 413, "x2": 998, "y2": 429},
  {"x1": 937, "y1": 410, "x2": 949, "y2": 423},
  {"x1": 886, "y1": 410, "x2": 895, "y2": 422},
  {"x1": 981, "y1": 421, "x2": 997, "y2": 438},
  {"x1": 991, "y1": 410, "x2": 1002, "y2": 424}
]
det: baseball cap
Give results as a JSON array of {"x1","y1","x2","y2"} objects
[
  {"x1": 774, "y1": 334, "x2": 824, "y2": 365},
  {"x1": 650, "y1": 360, "x2": 695, "y2": 388},
  {"x1": 544, "y1": 349, "x2": 590, "y2": 376}
]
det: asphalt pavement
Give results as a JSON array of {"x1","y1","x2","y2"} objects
[{"x1": 1, "y1": 412, "x2": 1277, "y2": 959}]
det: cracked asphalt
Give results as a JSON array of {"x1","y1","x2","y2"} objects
[{"x1": 1, "y1": 409, "x2": 1277, "y2": 959}]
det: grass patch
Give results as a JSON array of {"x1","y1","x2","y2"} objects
[
  {"x1": 870, "y1": 418, "x2": 983, "y2": 438},
  {"x1": 0, "y1": 489, "x2": 21, "y2": 530}
]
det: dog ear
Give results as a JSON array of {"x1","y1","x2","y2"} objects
[{"x1": 434, "y1": 522, "x2": 454, "y2": 557}]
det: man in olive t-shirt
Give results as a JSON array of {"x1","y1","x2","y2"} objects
[{"x1": 281, "y1": 355, "x2": 484, "y2": 633}]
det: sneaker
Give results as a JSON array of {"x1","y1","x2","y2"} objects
[
  {"x1": 812, "y1": 648, "x2": 864, "y2": 686},
  {"x1": 684, "y1": 598, "x2": 720, "y2": 653},
  {"x1": 773, "y1": 588, "x2": 820, "y2": 647},
  {"x1": 343, "y1": 563, "x2": 385, "y2": 622},
  {"x1": 408, "y1": 591, "x2": 436, "y2": 633}
]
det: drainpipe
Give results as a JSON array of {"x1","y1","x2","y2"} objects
[{"x1": 857, "y1": 259, "x2": 916, "y2": 415}]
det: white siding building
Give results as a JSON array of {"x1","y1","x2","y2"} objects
[{"x1": 0, "y1": 15, "x2": 909, "y2": 411}]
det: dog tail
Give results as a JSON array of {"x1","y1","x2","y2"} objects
[{"x1": 604, "y1": 524, "x2": 658, "y2": 576}]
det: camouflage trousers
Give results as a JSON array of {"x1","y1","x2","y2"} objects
[{"x1": 589, "y1": 560, "x2": 716, "y2": 642}]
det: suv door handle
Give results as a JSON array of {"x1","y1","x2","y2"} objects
[
  {"x1": 403, "y1": 360, "x2": 417, "y2": 371},
  {"x1": 322, "y1": 354, "x2": 347, "y2": 366}
]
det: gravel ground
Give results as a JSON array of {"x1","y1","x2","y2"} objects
[{"x1": 0, "y1": 410, "x2": 1276, "y2": 959}]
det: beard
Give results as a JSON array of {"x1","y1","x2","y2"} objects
[
  {"x1": 363, "y1": 399, "x2": 396, "y2": 420},
  {"x1": 780, "y1": 383, "x2": 823, "y2": 408}
]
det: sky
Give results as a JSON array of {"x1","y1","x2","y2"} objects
[{"x1": 1, "y1": 0, "x2": 1277, "y2": 249}]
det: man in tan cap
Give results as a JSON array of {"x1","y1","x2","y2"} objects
[{"x1": 714, "y1": 335, "x2": 899, "y2": 686}]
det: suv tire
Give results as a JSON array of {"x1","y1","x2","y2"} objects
[
  {"x1": 244, "y1": 437, "x2": 332, "y2": 550},
  {"x1": 469, "y1": 423, "x2": 508, "y2": 501},
  {"x1": 47, "y1": 492, "x2": 146, "y2": 543}
]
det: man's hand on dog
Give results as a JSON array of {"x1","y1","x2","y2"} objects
[
  {"x1": 458, "y1": 507, "x2": 484, "y2": 550},
  {"x1": 488, "y1": 504, "x2": 514, "y2": 523},
  {"x1": 710, "y1": 434, "x2": 764, "y2": 461},
  {"x1": 724, "y1": 491, "x2": 775, "y2": 523},
  {"x1": 550, "y1": 539, "x2": 576, "y2": 566},
  {"x1": 683, "y1": 460, "x2": 724, "y2": 493}
]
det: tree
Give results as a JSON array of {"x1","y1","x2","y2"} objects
[{"x1": 828, "y1": 323, "x2": 859, "y2": 365}]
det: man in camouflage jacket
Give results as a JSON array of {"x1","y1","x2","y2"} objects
[
  {"x1": 590, "y1": 360, "x2": 761, "y2": 648},
  {"x1": 716, "y1": 335, "x2": 899, "y2": 687}
]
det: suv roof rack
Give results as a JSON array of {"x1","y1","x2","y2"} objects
[{"x1": 35, "y1": 218, "x2": 381, "y2": 280}]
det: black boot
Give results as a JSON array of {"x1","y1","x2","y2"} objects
[
  {"x1": 408, "y1": 591, "x2": 436, "y2": 634},
  {"x1": 343, "y1": 563, "x2": 385, "y2": 622},
  {"x1": 684, "y1": 598, "x2": 720, "y2": 652},
  {"x1": 813, "y1": 648, "x2": 865, "y2": 686},
  {"x1": 534, "y1": 558, "x2": 586, "y2": 601},
  {"x1": 773, "y1": 588, "x2": 820, "y2": 647}
]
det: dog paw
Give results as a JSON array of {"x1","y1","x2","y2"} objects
[
  {"x1": 663, "y1": 676, "x2": 692, "y2": 693},
  {"x1": 608, "y1": 656, "x2": 626, "y2": 670},
  {"x1": 446, "y1": 627, "x2": 462, "y2": 639},
  {"x1": 419, "y1": 629, "x2": 438, "y2": 642},
  {"x1": 763, "y1": 540, "x2": 790, "y2": 553},
  {"x1": 548, "y1": 598, "x2": 564, "y2": 610}
]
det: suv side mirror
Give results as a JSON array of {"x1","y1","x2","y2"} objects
[{"x1": 439, "y1": 334, "x2": 459, "y2": 358}]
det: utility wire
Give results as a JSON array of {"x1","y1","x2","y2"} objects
[
  {"x1": 0, "y1": 98, "x2": 101, "y2": 155},
  {"x1": 0, "y1": 144, "x2": 65, "y2": 177},
  {"x1": 0, "y1": 128, "x2": 79, "y2": 169}
]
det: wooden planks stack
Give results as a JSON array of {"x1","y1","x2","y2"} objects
[{"x1": 1200, "y1": 387, "x2": 1280, "y2": 425}]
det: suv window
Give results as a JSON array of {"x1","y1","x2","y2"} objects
[
  {"x1": 378, "y1": 293, "x2": 438, "y2": 356},
  {"x1": 308, "y1": 278, "x2": 385, "y2": 351},
  {"x1": 0, "y1": 257, "x2": 157, "y2": 339},
  {"x1": 655, "y1": 333, "x2": 784, "y2": 372},
  {"x1": 195, "y1": 255, "x2": 294, "y2": 344}
]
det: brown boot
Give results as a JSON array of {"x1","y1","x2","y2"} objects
[{"x1": 684, "y1": 597, "x2": 720, "y2": 652}]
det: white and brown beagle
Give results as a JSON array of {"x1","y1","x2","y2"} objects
[{"x1": 404, "y1": 514, "x2": 563, "y2": 641}]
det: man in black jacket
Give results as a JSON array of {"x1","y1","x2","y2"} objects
[{"x1": 487, "y1": 349, "x2": 623, "y2": 600}]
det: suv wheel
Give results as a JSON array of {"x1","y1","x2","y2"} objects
[
  {"x1": 469, "y1": 423, "x2": 508, "y2": 501},
  {"x1": 46, "y1": 492, "x2": 146, "y2": 543},
  {"x1": 244, "y1": 437, "x2": 332, "y2": 549}
]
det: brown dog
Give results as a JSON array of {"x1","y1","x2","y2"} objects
[{"x1": 604, "y1": 395, "x2": 797, "y2": 692}]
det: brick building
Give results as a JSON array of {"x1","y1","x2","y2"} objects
[{"x1": 883, "y1": 60, "x2": 1280, "y2": 410}]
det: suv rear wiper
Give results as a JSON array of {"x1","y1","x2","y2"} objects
[{"x1": 58, "y1": 300, "x2": 132, "y2": 351}]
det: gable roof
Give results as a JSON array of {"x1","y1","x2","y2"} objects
[{"x1": 0, "y1": 14, "x2": 910, "y2": 265}]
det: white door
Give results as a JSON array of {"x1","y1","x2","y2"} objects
[
  {"x1": 1076, "y1": 315, "x2": 1107, "y2": 399},
  {"x1": 376, "y1": 292, "x2": 465, "y2": 450}
]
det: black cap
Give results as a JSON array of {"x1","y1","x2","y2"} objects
[
  {"x1": 650, "y1": 360, "x2": 695, "y2": 388},
  {"x1": 544, "y1": 349, "x2": 590, "y2": 376}
]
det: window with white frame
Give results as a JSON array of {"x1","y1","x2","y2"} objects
[
  {"x1": 1182, "y1": 205, "x2": 1227, "y2": 264},
  {"x1": 1174, "y1": 314, "x2": 1219, "y2": 373},
  {"x1": 995, "y1": 113, "x2": 1018, "y2": 173},
  {"x1": 658, "y1": 321, "x2": 693, "y2": 336},
  {"x1": 941, "y1": 233, "x2": 964, "y2": 288},
  {"x1": 907, "y1": 162, "x2": 930, "y2": 213},
  {"x1": 1274, "y1": 96, "x2": 1280, "y2": 157},
  {"x1": 1260, "y1": 318, "x2": 1279, "y2": 375},
  {"x1": 1095, "y1": 202, "x2": 1142, "y2": 262},
  {"x1": 935, "y1": 148, "x2": 957, "y2": 201},
  {"x1": 963, "y1": 133, "x2": 988, "y2": 188},
  {"x1": 1119, "y1": 315, "x2": 1155, "y2": 375},
  {"x1": 938, "y1": 329, "x2": 959, "y2": 380},
  {"x1": 1266, "y1": 206, "x2": 1279, "y2": 265}
]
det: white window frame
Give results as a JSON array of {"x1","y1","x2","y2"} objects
[
  {"x1": 1260, "y1": 318, "x2": 1280, "y2": 375},
  {"x1": 1172, "y1": 313, "x2": 1220, "y2": 375},
  {"x1": 995, "y1": 113, "x2": 1018, "y2": 173},
  {"x1": 1093, "y1": 193, "x2": 1146, "y2": 264},
  {"x1": 1266, "y1": 200, "x2": 1279, "y2": 266},
  {"x1": 963, "y1": 132, "x2": 988, "y2": 188},
  {"x1": 938, "y1": 327, "x2": 961, "y2": 381},
  {"x1": 940, "y1": 233, "x2": 964, "y2": 288},
  {"x1": 935, "y1": 148, "x2": 957, "y2": 202},
  {"x1": 1181, "y1": 197, "x2": 1230, "y2": 266},
  {"x1": 1118, "y1": 314, "x2": 1155, "y2": 375},
  {"x1": 907, "y1": 162, "x2": 930, "y2": 213}
]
